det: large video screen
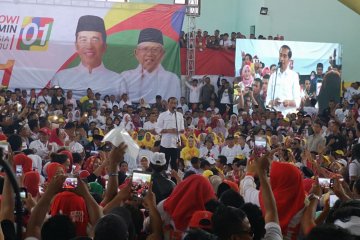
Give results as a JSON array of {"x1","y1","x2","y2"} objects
[
  {"x1": 235, "y1": 39, "x2": 342, "y2": 77},
  {"x1": 233, "y1": 39, "x2": 342, "y2": 115}
]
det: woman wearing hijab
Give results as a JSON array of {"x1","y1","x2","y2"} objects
[
  {"x1": 180, "y1": 136, "x2": 200, "y2": 166},
  {"x1": 158, "y1": 174, "x2": 216, "y2": 238},
  {"x1": 140, "y1": 132, "x2": 155, "y2": 150},
  {"x1": 241, "y1": 65, "x2": 254, "y2": 88},
  {"x1": 49, "y1": 128, "x2": 65, "y2": 147},
  {"x1": 120, "y1": 113, "x2": 135, "y2": 133},
  {"x1": 194, "y1": 119, "x2": 208, "y2": 137},
  {"x1": 46, "y1": 162, "x2": 66, "y2": 182},
  {"x1": 242, "y1": 161, "x2": 306, "y2": 239},
  {"x1": 23, "y1": 171, "x2": 40, "y2": 198},
  {"x1": 213, "y1": 118, "x2": 228, "y2": 138},
  {"x1": 82, "y1": 154, "x2": 108, "y2": 187},
  {"x1": 228, "y1": 115, "x2": 239, "y2": 136},
  {"x1": 13, "y1": 153, "x2": 33, "y2": 174}
]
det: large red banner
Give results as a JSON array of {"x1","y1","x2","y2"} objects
[{"x1": 180, "y1": 48, "x2": 235, "y2": 77}]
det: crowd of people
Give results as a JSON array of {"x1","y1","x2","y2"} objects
[
  {"x1": 0, "y1": 45, "x2": 360, "y2": 240},
  {"x1": 179, "y1": 29, "x2": 286, "y2": 50}
]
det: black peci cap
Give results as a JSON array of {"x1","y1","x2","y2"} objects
[
  {"x1": 138, "y1": 28, "x2": 163, "y2": 45},
  {"x1": 76, "y1": 15, "x2": 107, "y2": 43}
]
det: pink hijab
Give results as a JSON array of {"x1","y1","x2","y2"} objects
[{"x1": 241, "y1": 65, "x2": 254, "y2": 87}]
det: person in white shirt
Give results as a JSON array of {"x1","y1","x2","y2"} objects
[
  {"x1": 118, "y1": 93, "x2": 132, "y2": 109},
  {"x1": 266, "y1": 45, "x2": 301, "y2": 115},
  {"x1": 184, "y1": 78, "x2": 204, "y2": 110},
  {"x1": 50, "y1": 15, "x2": 121, "y2": 99},
  {"x1": 29, "y1": 128, "x2": 57, "y2": 160},
  {"x1": 343, "y1": 82, "x2": 360, "y2": 105},
  {"x1": 237, "y1": 134, "x2": 251, "y2": 158},
  {"x1": 199, "y1": 138, "x2": 219, "y2": 159},
  {"x1": 156, "y1": 97, "x2": 185, "y2": 170},
  {"x1": 64, "y1": 90, "x2": 77, "y2": 108},
  {"x1": 143, "y1": 112, "x2": 158, "y2": 134},
  {"x1": 177, "y1": 96, "x2": 189, "y2": 113},
  {"x1": 37, "y1": 88, "x2": 52, "y2": 109},
  {"x1": 220, "y1": 135, "x2": 241, "y2": 164},
  {"x1": 334, "y1": 100, "x2": 350, "y2": 123},
  {"x1": 118, "y1": 28, "x2": 181, "y2": 104},
  {"x1": 119, "y1": 113, "x2": 135, "y2": 133},
  {"x1": 88, "y1": 107, "x2": 105, "y2": 127},
  {"x1": 106, "y1": 94, "x2": 119, "y2": 109},
  {"x1": 219, "y1": 33, "x2": 233, "y2": 48}
]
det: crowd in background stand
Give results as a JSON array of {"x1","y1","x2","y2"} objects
[{"x1": 179, "y1": 29, "x2": 285, "y2": 50}]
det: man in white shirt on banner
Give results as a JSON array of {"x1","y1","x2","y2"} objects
[
  {"x1": 119, "y1": 28, "x2": 181, "y2": 104},
  {"x1": 156, "y1": 97, "x2": 184, "y2": 170},
  {"x1": 266, "y1": 45, "x2": 301, "y2": 115},
  {"x1": 51, "y1": 15, "x2": 121, "y2": 99}
]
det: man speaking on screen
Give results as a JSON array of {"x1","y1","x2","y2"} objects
[
  {"x1": 51, "y1": 15, "x2": 120, "y2": 99},
  {"x1": 119, "y1": 28, "x2": 181, "y2": 104},
  {"x1": 266, "y1": 45, "x2": 301, "y2": 115}
]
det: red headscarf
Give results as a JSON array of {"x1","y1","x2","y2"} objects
[
  {"x1": 13, "y1": 153, "x2": 32, "y2": 173},
  {"x1": 163, "y1": 174, "x2": 216, "y2": 231},
  {"x1": 223, "y1": 179, "x2": 240, "y2": 193},
  {"x1": 46, "y1": 162, "x2": 66, "y2": 182},
  {"x1": 49, "y1": 128, "x2": 64, "y2": 146},
  {"x1": 23, "y1": 171, "x2": 40, "y2": 197},
  {"x1": 259, "y1": 162, "x2": 305, "y2": 238},
  {"x1": 83, "y1": 156, "x2": 98, "y2": 174},
  {"x1": 303, "y1": 178, "x2": 315, "y2": 194},
  {"x1": 50, "y1": 191, "x2": 89, "y2": 236}
]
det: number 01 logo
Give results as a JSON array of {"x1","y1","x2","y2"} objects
[{"x1": 16, "y1": 17, "x2": 54, "y2": 51}]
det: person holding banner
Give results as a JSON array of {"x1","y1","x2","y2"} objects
[
  {"x1": 266, "y1": 45, "x2": 301, "y2": 115},
  {"x1": 119, "y1": 28, "x2": 181, "y2": 104},
  {"x1": 51, "y1": 15, "x2": 120, "y2": 99}
]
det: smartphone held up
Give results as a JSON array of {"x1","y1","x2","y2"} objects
[{"x1": 131, "y1": 170, "x2": 152, "y2": 198}]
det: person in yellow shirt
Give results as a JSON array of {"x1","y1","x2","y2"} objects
[{"x1": 180, "y1": 136, "x2": 200, "y2": 166}]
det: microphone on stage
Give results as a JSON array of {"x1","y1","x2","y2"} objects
[{"x1": 277, "y1": 61, "x2": 282, "y2": 69}]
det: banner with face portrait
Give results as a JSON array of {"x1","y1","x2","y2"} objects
[{"x1": 0, "y1": 2, "x2": 185, "y2": 102}]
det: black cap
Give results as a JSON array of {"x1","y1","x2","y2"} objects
[
  {"x1": 76, "y1": 15, "x2": 106, "y2": 43},
  {"x1": 138, "y1": 28, "x2": 163, "y2": 45}
]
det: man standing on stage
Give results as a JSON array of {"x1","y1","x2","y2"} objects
[
  {"x1": 155, "y1": 97, "x2": 185, "y2": 170},
  {"x1": 266, "y1": 45, "x2": 301, "y2": 115}
]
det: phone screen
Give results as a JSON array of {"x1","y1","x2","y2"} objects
[
  {"x1": 20, "y1": 187, "x2": 27, "y2": 199},
  {"x1": 63, "y1": 177, "x2": 78, "y2": 189},
  {"x1": 132, "y1": 170, "x2": 152, "y2": 198},
  {"x1": 16, "y1": 165, "x2": 23, "y2": 176},
  {"x1": 254, "y1": 136, "x2": 267, "y2": 156},
  {"x1": 255, "y1": 136, "x2": 267, "y2": 148},
  {"x1": 318, "y1": 178, "x2": 331, "y2": 188},
  {"x1": 330, "y1": 195, "x2": 339, "y2": 207}
]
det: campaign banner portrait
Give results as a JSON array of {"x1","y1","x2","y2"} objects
[{"x1": 0, "y1": 2, "x2": 186, "y2": 103}]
